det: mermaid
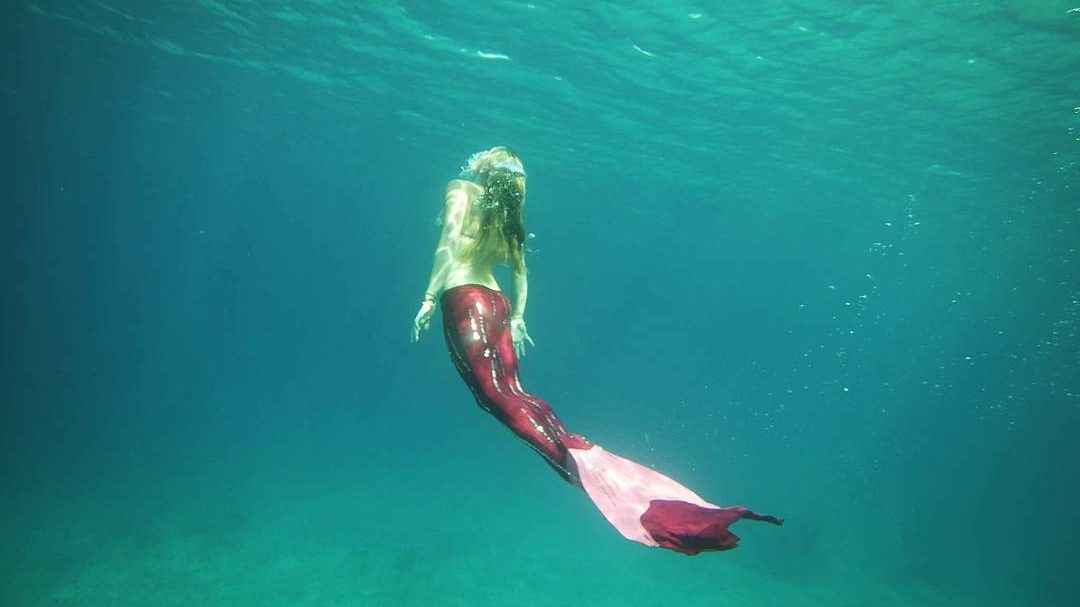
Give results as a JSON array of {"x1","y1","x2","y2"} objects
[{"x1": 411, "y1": 147, "x2": 782, "y2": 555}]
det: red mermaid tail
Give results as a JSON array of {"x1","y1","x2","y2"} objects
[{"x1": 441, "y1": 284, "x2": 781, "y2": 554}]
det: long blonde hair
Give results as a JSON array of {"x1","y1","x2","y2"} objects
[{"x1": 462, "y1": 148, "x2": 526, "y2": 273}]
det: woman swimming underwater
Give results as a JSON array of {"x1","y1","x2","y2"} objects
[{"x1": 411, "y1": 147, "x2": 782, "y2": 555}]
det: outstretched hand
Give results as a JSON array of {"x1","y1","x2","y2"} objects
[
  {"x1": 411, "y1": 301, "x2": 436, "y2": 343},
  {"x1": 510, "y1": 317, "x2": 535, "y2": 358}
]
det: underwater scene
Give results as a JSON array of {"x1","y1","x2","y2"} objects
[{"x1": 4, "y1": 1, "x2": 1078, "y2": 606}]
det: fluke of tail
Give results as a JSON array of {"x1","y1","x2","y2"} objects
[{"x1": 569, "y1": 444, "x2": 782, "y2": 555}]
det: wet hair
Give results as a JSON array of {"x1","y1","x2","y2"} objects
[{"x1": 463, "y1": 148, "x2": 526, "y2": 273}]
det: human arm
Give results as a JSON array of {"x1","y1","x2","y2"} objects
[
  {"x1": 510, "y1": 262, "x2": 535, "y2": 357},
  {"x1": 411, "y1": 182, "x2": 469, "y2": 343}
]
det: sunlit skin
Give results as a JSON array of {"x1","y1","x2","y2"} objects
[{"x1": 411, "y1": 147, "x2": 534, "y2": 357}]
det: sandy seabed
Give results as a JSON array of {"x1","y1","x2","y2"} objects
[{"x1": 1, "y1": 462, "x2": 994, "y2": 607}]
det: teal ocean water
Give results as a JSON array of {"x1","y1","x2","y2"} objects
[{"x1": 4, "y1": 1, "x2": 1078, "y2": 605}]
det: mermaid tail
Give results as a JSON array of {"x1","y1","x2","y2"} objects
[{"x1": 441, "y1": 284, "x2": 781, "y2": 555}]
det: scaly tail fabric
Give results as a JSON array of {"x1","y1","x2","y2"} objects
[{"x1": 441, "y1": 284, "x2": 782, "y2": 555}]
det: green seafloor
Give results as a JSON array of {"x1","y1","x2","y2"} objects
[{"x1": 3, "y1": 1, "x2": 1078, "y2": 606}]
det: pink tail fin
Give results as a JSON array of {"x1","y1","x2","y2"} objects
[{"x1": 568, "y1": 445, "x2": 782, "y2": 555}]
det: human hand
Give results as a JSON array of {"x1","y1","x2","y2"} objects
[
  {"x1": 510, "y1": 317, "x2": 534, "y2": 358},
  {"x1": 411, "y1": 300, "x2": 436, "y2": 343}
]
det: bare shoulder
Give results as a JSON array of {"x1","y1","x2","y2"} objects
[
  {"x1": 441, "y1": 180, "x2": 474, "y2": 227},
  {"x1": 444, "y1": 179, "x2": 479, "y2": 210},
  {"x1": 446, "y1": 179, "x2": 480, "y2": 196}
]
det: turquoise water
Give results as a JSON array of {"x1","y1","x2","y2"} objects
[{"x1": 4, "y1": 1, "x2": 1078, "y2": 605}]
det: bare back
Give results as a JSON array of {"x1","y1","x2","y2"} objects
[{"x1": 439, "y1": 179, "x2": 503, "y2": 292}]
